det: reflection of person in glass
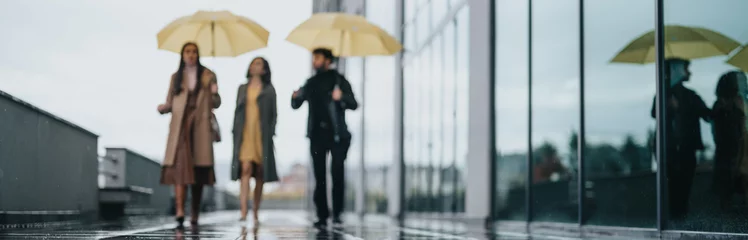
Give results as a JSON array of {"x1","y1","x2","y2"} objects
[
  {"x1": 291, "y1": 48, "x2": 358, "y2": 227},
  {"x1": 157, "y1": 42, "x2": 220, "y2": 229},
  {"x1": 231, "y1": 57, "x2": 279, "y2": 223},
  {"x1": 712, "y1": 71, "x2": 748, "y2": 211},
  {"x1": 650, "y1": 58, "x2": 711, "y2": 219}
]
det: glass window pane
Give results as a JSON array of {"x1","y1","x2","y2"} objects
[
  {"x1": 416, "y1": 6, "x2": 430, "y2": 46},
  {"x1": 364, "y1": 0, "x2": 397, "y2": 214},
  {"x1": 663, "y1": 0, "x2": 748, "y2": 233},
  {"x1": 442, "y1": 21, "x2": 457, "y2": 214},
  {"x1": 494, "y1": 0, "x2": 529, "y2": 221},
  {"x1": 405, "y1": 0, "x2": 417, "y2": 23},
  {"x1": 405, "y1": 24, "x2": 416, "y2": 54},
  {"x1": 344, "y1": 58, "x2": 365, "y2": 213},
  {"x1": 418, "y1": 44, "x2": 432, "y2": 212},
  {"x1": 417, "y1": 0, "x2": 428, "y2": 10},
  {"x1": 432, "y1": 0, "x2": 448, "y2": 29},
  {"x1": 455, "y1": 7, "x2": 469, "y2": 212},
  {"x1": 430, "y1": 34, "x2": 444, "y2": 212},
  {"x1": 582, "y1": 0, "x2": 657, "y2": 227},
  {"x1": 407, "y1": 49, "x2": 429, "y2": 212},
  {"x1": 405, "y1": 58, "x2": 419, "y2": 211},
  {"x1": 530, "y1": 0, "x2": 580, "y2": 223}
]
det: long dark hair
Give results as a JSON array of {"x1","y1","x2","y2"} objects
[
  {"x1": 716, "y1": 71, "x2": 742, "y2": 100},
  {"x1": 173, "y1": 42, "x2": 205, "y2": 95},
  {"x1": 246, "y1": 57, "x2": 272, "y2": 85}
]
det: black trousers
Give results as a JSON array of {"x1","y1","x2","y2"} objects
[
  {"x1": 667, "y1": 147, "x2": 696, "y2": 219},
  {"x1": 310, "y1": 133, "x2": 351, "y2": 220}
]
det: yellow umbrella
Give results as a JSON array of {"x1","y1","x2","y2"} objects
[
  {"x1": 285, "y1": 12, "x2": 402, "y2": 57},
  {"x1": 611, "y1": 25, "x2": 740, "y2": 64},
  {"x1": 157, "y1": 10, "x2": 269, "y2": 57},
  {"x1": 727, "y1": 45, "x2": 748, "y2": 72}
]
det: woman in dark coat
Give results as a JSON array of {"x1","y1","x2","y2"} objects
[
  {"x1": 712, "y1": 71, "x2": 747, "y2": 210},
  {"x1": 232, "y1": 57, "x2": 279, "y2": 223}
]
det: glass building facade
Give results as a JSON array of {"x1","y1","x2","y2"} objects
[
  {"x1": 402, "y1": 0, "x2": 469, "y2": 214},
  {"x1": 492, "y1": 0, "x2": 748, "y2": 236},
  {"x1": 363, "y1": 0, "x2": 397, "y2": 214},
  {"x1": 320, "y1": 0, "x2": 748, "y2": 237}
]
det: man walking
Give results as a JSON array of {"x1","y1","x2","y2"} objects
[{"x1": 291, "y1": 48, "x2": 358, "y2": 227}]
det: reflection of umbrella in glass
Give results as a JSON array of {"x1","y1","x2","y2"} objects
[
  {"x1": 285, "y1": 12, "x2": 402, "y2": 57},
  {"x1": 157, "y1": 10, "x2": 270, "y2": 57},
  {"x1": 727, "y1": 45, "x2": 748, "y2": 72},
  {"x1": 611, "y1": 25, "x2": 740, "y2": 64}
]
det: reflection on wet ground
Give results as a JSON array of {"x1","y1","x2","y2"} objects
[
  {"x1": 0, "y1": 210, "x2": 648, "y2": 239},
  {"x1": 0, "y1": 210, "x2": 484, "y2": 239}
]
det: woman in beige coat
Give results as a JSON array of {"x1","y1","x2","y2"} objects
[{"x1": 157, "y1": 42, "x2": 221, "y2": 229}]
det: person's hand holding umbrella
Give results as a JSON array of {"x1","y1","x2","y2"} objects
[
  {"x1": 210, "y1": 82, "x2": 218, "y2": 94},
  {"x1": 331, "y1": 87, "x2": 343, "y2": 101}
]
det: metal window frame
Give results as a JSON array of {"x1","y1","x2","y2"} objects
[
  {"x1": 526, "y1": 0, "x2": 534, "y2": 223},
  {"x1": 577, "y1": 0, "x2": 587, "y2": 226},
  {"x1": 487, "y1": 0, "x2": 498, "y2": 221},
  {"x1": 654, "y1": 0, "x2": 667, "y2": 231}
]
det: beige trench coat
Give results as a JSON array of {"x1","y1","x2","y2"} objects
[{"x1": 161, "y1": 68, "x2": 221, "y2": 167}]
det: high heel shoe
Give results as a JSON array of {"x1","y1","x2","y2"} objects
[
  {"x1": 190, "y1": 209, "x2": 199, "y2": 226},
  {"x1": 176, "y1": 216, "x2": 185, "y2": 229}
]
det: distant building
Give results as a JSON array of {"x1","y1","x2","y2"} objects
[
  {"x1": 270, "y1": 163, "x2": 308, "y2": 195},
  {"x1": 98, "y1": 148, "x2": 171, "y2": 217}
]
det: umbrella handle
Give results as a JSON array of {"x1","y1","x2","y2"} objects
[{"x1": 339, "y1": 31, "x2": 344, "y2": 57}]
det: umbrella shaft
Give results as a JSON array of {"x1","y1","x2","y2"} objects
[
  {"x1": 339, "y1": 32, "x2": 344, "y2": 57},
  {"x1": 211, "y1": 21, "x2": 215, "y2": 57}
]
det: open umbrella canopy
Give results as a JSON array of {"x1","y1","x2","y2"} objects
[
  {"x1": 727, "y1": 45, "x2": 748, "y2": 72},
  {"x1": 611, "y1": 25, "x2": 740, "y2": 64},
  {"x1": 157, "y1": 10, "x2": 269, "y2": 57},
  {"x1": 285, "y1": 12, "x2": 402, "y2": 57}
]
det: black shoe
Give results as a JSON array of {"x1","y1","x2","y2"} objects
[
  {"x1": 175, "y1": 216, "x2": 185, "y2": 230},
  {"x1": 313, "y1": 220, "x2": 327, "y2": 228},
  {"x1": 332, "y1": 217, "x2": 343, "y2": 225}
]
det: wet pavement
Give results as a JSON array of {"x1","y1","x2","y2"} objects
[
  {"x1": 0, "y1": 210, "x2": 498, "y2": 239},
  {"x1": 1, "y1": 210, "x2": 652, "y2": 239}
]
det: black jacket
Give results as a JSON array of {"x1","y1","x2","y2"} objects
[
  {"x1": 291, "y1": 70, "x2": 358, "y2": 142},
  {"x1": 650, "y1": 84, "x2": 711, "y2": 151}
]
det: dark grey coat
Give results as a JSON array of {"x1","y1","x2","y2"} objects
[{"x1": 231, "y1": 83, "x2": 279, "y2": 182}]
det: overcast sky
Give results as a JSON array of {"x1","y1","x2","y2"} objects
[
  {"x1": 0, "y1": 0, "x2": 408, "y2": 194},
  {"x1": 0, "y1": 0, "x2": 318, "y2": 183}
]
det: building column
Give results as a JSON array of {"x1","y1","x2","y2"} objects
[
  {"x1": 388, "y1": 0, "x2": 405, "y2": 219},
  {"x1": 465, "y1": 0, "x2": 492, "y2": 221}
]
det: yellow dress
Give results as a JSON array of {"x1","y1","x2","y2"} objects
[{"x1": 239, "y1": 86, "x2": 263, "y2": 164}]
